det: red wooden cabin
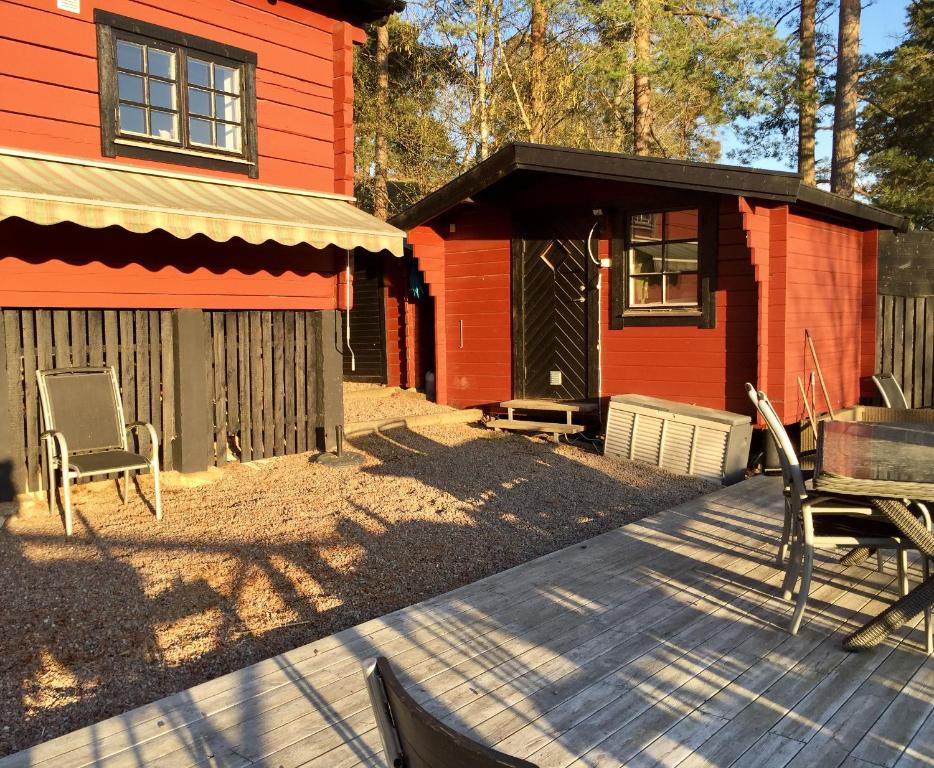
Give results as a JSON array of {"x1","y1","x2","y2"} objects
[
  {"x1": 0, "y1": 0, "x2": 404, "y2": 507},
  {"x1": 385, "y1": 143, "x2": 904, "y2": 426}
]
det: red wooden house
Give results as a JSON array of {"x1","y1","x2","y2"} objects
[
  {"x1": 0, "y1": 0, "x2": 404, "y2": 507},
  {"x1": 383, "y1": 143, "x2": 904, "y2": 427}
]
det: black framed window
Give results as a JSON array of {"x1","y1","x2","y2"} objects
[
  {"x1": 96, "y1": 11, "x2": 258, "y2": 177},
  {"x1": 611, "y1": 203, "x2": 717, "y2": 329}
]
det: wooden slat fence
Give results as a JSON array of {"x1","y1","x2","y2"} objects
[
  {"x1": 2, "y1": 309, "x2": 176, "y2": 494},
  {"x1": 206, "y1": 310, "x2": 319, "y2": 465},
  {"x1": 876, "y1": 231, "x2": 934, "y2": 409}
]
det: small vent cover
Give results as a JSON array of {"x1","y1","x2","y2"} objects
[{"x1": 549, "y1": 370, "x2": 563, "y2": 386}]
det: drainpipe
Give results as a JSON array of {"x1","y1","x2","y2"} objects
[
  {"x1": 345, "y1": 249, "x2": 355, "y2": 372},
  {"x1": 586, "y1": 211, "x2": 603, "y2": 413}
]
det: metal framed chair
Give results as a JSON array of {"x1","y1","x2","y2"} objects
[
  {"x1": 363, "y1": 657, "x2": 538, "y2": 768},
  {"x1": 746, "y1": 384, "x2": 930, "y2": 637},
  {"x1": 37, "y1": 367, "x2": 162, "y2": 536},
  {"x1": 872, "y1": 372, "x2": 909, "y2": 409}
]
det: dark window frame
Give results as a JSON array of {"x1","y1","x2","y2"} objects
[
  {"x1": 610, "y1": 201, "x2": 718, "y2": 329},
  {"x1": 95, "y1": 11, "x2": 259, "y2": 178}
]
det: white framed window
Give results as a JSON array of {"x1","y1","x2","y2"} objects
[{"x1": 628, "y1": 209, "x2": 700, "y2": 308}]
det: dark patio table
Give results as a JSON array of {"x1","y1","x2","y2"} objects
[{"x1": 814, "y1": 418, "x2": 934, "y2": 650}]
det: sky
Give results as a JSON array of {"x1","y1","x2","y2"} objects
[{"x1": 719, "y1": 0, "x2": 912, "y2": 171}]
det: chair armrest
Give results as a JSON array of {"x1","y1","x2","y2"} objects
[
  {"x1": 909, "y1": 501, "x2": 932, "y2": 532},
  {"x1": 40, "y1": 429, "x2": 70, "y2": 466},
  {"x1": 125, "y1": 422, "x2": 159, "y2": 464}
]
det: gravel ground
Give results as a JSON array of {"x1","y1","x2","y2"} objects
[
  {"x1": 343, "y1": 386, "x2": 456, "y2": 423},
  {"x1": 0, "y1": 422, "x2": 714, "y2": 757}
]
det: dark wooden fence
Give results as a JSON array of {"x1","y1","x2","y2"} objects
[
  {"x1": 876, "y1": 231, "x2": 934, "y2": 408},
  {"x1": 206, "y1": 311, "x2": 321, "y2": 465},
  {"x1": 1, "y1": 308, "x2": 341, "y2": 499},
  {"x1": 2, "y1": 309, "x2": 177, "y2": 494}
]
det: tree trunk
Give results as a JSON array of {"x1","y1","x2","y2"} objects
[
  {"x1": 475, "y1": 0, "x2": 490, "y2": 160},
  {"x1": 529, "y1": 0, "x2": 547, "y2": 143},
  {"x1": 633, "y1": 0, "x2": 652, "y2": 154},
  {"x1": 830, "y1": 0, "x2": 860, "y2": 196},
  {"x1": 373, "y1": 23, "x2": 390, "y2": 220},
  {"x1": 797, "y1": 0, "x2": 817, "y2": 185}
]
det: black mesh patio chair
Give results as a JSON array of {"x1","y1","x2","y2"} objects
[
  {"x1": 872, "y1": 372, "x2": 909, "y2": 409},
  {"x1": 746, "y1": 384, "x2": 931, "y2": 639},
  {"x1": 363, "y1": 657, "x2": 538, "y2": 768},
  {"x1": 37, "y1": 367, "x2": 162, "y2": 536}
]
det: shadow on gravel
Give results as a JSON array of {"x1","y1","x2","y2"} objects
[{"x1": 0, "y1": 425, "x2": 718, "y2": 765}]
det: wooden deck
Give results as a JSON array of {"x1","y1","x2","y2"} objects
[{"x1": 3, "y1": 476, "x2": 932, "y2": 768}]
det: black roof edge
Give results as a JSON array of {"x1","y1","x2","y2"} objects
[
  {"x1": 390, "y1": 142, "x2": 905, "y2": 232},
  {"x1": 795, "y1": 185, "x2": 906, "y2": 230},
  {"x1": 391, "y1": 145, "x2": 518, "y2": 230}
]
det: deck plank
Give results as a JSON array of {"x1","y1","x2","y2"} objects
[
  {"x1": 2, "y1": 477, "x2": 932, "y2": 768},
  {"x1": 893, "y1": 708, "x2": 934, "y2": 768}
]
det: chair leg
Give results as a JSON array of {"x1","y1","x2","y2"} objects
[
  {"x1": 781, "y1": 518, "x2": 803, "y2": 600},
  {"x1": 62, "y1": 471, "x2": 73, "y2": 537},
  {"x1": 877, "y1": 550, "x2": 885, "y2": 573},
  {"x1": 777, "y1": 498, "x2": 793, "y2": 564},
  {"x1": 897, "y1": 548, "x2": 909, "y2": 597},
  {"x1": 924, "y1": 558, "x2": 932, "y2": 656},
  {"x1": 152, "y1": 462, "x2": 162, "y2": 522},
  {"x1": 121, "y1": 470, "x2": 130, "y2": 505},
  {"x1": 46, "y1": 454, "x2": 56, "y2": 515},
  {"x1": 782, "y1": 534, "x2": 803, "y2": 602},
  {"x1": 789, "y1": 544, "x2": 814, "y2": 636}
]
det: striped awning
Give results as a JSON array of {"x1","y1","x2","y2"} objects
[{"x1": 0, "y1": 149, "x2": 404, "y2": 256}]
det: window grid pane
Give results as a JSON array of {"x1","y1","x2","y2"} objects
[
  {"x1": 185, "y1": 58, "x2": 243, "y2": 152},
  {"x1": 114, "y1": 36, "x2": 245, "y2": 155},
  {"x1": 628, "y1": 209, "x2": 700, "y2": 308}
]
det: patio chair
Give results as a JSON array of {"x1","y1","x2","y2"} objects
[
  {"x1": 746, "y1": 384, "x2": 930, "y2": 636},
  {"x1": 872, "y1": 372, "x2": 909, "y2": 409},
  {"x1": 37, "y1": 367, "x2": 162, "y2": 536},
  {"x1": 363, "y1": 657, "x2": 538, "y2": 768}
]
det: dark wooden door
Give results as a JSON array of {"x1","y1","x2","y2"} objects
[
  {"x1": 513, "y1": 213, "x2": 598, "y2": 401},
  {"x1": 343, "y1": 253, "x2": 387, "y2": 383}
]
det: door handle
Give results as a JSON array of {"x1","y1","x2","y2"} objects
[{"x1": 459, "y1": 319, "x2": 464, "y2": 349}]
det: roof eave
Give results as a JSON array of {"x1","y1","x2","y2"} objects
[
  {"x1": 390, "y1": 145, "x2": 518, "y2": 230},
  {"x1": 795, "y1": 185, "x2": 907, "y2": 230},
  {"x1": 391, "y1": 142, "x2": 905, "y2": 233}
]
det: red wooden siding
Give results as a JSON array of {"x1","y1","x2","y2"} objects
[
  {"x1": 408, "y1": 225, "x2": 448, "y2": 402},
  {"x1": 0, "y1": 0, "x2": 362, "y2": 193},
  {"x1": 405, "y1": 191, "x2": 877, "y2": 422},
  {"x1": 0, "y1": 219, "x2": 342, "y2": 310},
  {"x1": 442, "y1": 208, "x2": 513, "y2": 408},
  {"x1": 737, "y1": 198, "x2": 774, "y2": 415},
  {"x1": 383, "y1": 255, "x2": 405, "y2": 387},
  {"x1": 860, "y1": 229, "x2": 878, "y2": 399},
  {"x1": 776, "y1": 210, "x2": 866, "y2": 421},
  {"x1": 601, "y1": 197, "x2": 758, "y2": 415},
  {"x1": 409, "y1": 198, "x2": 759, "y2": 413}
]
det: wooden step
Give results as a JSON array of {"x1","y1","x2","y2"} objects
[
  {"x1": 499, "y1": 399, "x2": 598, "y2": 413},
  {"x1": 487, "y1": 419, "x2": 586, "y2": 442}
]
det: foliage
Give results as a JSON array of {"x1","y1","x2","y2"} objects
[
  {"x1": 353, "y1": 15, "x2": 460, "y2": 217},
  {"x1": 858, "y1": 0, "x2": 934, "y2": 228},
  {"x1": 581, "y1": 0, "x2": 786, "y2": 160},
  {"x1": 354, "y1": 0, "x2": 929, "y2": 221},
  {"x1": 727, "y1": 0, "x2": 838, "y2": 172}
]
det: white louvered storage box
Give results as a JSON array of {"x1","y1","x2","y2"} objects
[{"x1": 604, "y1": 394, "x2": 752, "y2": 484}]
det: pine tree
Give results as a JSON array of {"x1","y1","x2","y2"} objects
[
  {"x1": 797, "y1": 0, "x2": 817, "y2": 184},
  {"x1": 830, "y1": 0, "x2": 860, "y2": 196},
  {"x1": 859, "y1": 0, "x2": 934, "y2": 228}
]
